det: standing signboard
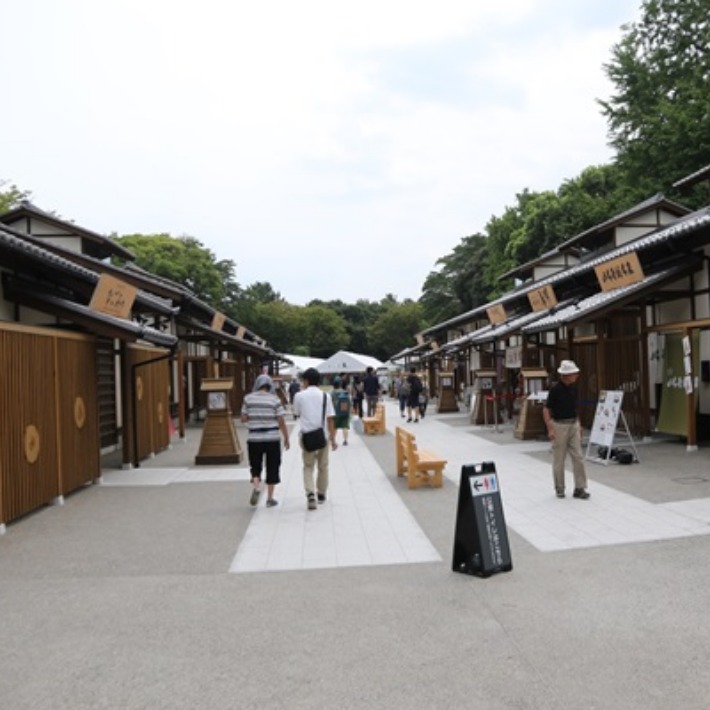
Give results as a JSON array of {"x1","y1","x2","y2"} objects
[
  {"x1": 452, "y1": 462, "x2": 513, "y2": 578},
  {"x1": 585, "y1": 390, "x2": 639, "y2": 464},
  {"x1": 588, "y1": 390, "x2": 624, "y2": 449}
]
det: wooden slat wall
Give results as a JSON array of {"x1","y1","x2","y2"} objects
[
  {"x1": 602, "y1": 336, "x2": 647, "y2": 437},
  {"x1": 152, "y1": 352, "x2": 170, "y2": 453},
  {"x1": 0, "y1": 328, "x2": 60, "y2": 524},
  {"x1": 56, "y1": 337, "x2": 101, "y2": 494},
  {"x1": 188, "y1": 356, "x2": 211, "y2": 420},
  {"x1": 572, "y1": 342, "x2": 598, "y2": 430},
  {"x1": 96, "y1": 337, "x2": 118, "y2": 449},
  {"x1": 573, "y1": 320, "x2": 647, "y2": 437},
  {"x1": 221, "y1": 358, "x2": 242, "y2": 415},
  {"x1": 127, "y1": 345, "x2": 170, "y2": 462}
]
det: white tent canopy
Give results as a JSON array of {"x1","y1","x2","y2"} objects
[
  {"x1": 316, "y1": 350, "x2": 384, "y2": 375},
  {"x1": 279, "y1": 354, "x2": 325, "y2": 378}
]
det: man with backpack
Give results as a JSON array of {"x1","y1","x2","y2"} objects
[
  {"x1": 331, "y1": 379, "x2": 352, "y2": 446},
  {"x1": 396, "y1": 374, "x2": 410, "y2": 418}
]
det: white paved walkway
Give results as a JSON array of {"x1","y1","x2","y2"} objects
[
  {"x1": 398, "y1": 401, "x2": 710, "y2": 552},
  {"x1": 229, "y1": 429, "x2": 441, "y2": 573},
  {"x1": 102, "y1": 399, "x2": 710, "y2": 573}
]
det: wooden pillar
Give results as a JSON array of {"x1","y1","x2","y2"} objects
[
  {"x1": 596, "y1": 319, "x2": 606, "y2": 392},
  {"x1": 686, "y1": 327, "x2": 697, "y2": 450},
  {"x1": 52, "y1": 334, "x2": 64, "y2": 498},
  {"x1": 119, "y1": 342, "x2": 134, "y2": 468},
  {"x1": 177, "y1": 349, "x2": 186, "y2": 439},
  {"x1": 640, "y1": 307, "x2": 652, "y2": 438}
]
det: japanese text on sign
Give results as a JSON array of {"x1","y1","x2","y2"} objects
[
  {"x1": 487, "y1": 303, "x2": 507, "y2": 324},
  {"x1": 528, "y1": 283, "x2": 558, "y2": 311},
  {"x1": 481, "y1": 494, "x2": 505, "y2": 566},
  {"x1": 594, "y1": 252, "x2": 645, "y2": 292},
  {"x1": 89, "y1": 274, "x2": 137, "y2": 319}
]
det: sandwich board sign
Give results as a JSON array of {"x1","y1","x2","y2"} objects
[
  {"x1": 452, "y1": 462, "x2": 512, "y2": 578},
  {"x1": 585, "y1": 390, "x2": 639, "y2": 465}
]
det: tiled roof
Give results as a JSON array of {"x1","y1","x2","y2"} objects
[
  {"x1": 0, "y1": 225, "x2": 177, "y2": 316},
  {"x1": 468, "y1": 304, "x2": 575, "y2": 345},
  {"x1": 673, "y1": 164, "x2": 710, "y2": 189},
  {"x1": 2, "y1": 274, "x2": 177, "y2": 347},
  {"x1": 0, "y1": 201, "x2": 135, "y2": 261},
  {"x1": 423, "y1": 204, "x2": 710, "y2": 337},
  {"x1": 521, "y1": 257, "x2": 702, "y2": 334},
  {"x1": 178, "y1": 316, "x2": 271, "y2": 356}
]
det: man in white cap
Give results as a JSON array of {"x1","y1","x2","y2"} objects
[{"x1": 542, "y1": 360, "x2": 591, "y2": 499}]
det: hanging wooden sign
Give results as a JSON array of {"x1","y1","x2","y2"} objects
[
  {"x1": 594, "y1": 252, "x2": 645, "y2": 292},
  {"x1": 211, "y1": 312, "x2": 226, "y2": 331},
  {"x1": 487, "y1": 303, "x2": 507, "y2": 324},
  {"x1": 88, "y1": 274, "x2": 137, "y2": 319},
  {"x1": 528, "y1": 283, "x2": 557, "y2": 311}
]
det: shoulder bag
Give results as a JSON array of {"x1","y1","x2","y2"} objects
[{"x1": 302, "y1": 392, "x2": 327, "y2": 452}]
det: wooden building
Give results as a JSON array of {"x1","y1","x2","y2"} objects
[
  {"x1": 0, "y1": 203, "x2": 276, "y2": 531},
  {"x1": 418, "y1": 187, "x2": 710, "y2": 447}
]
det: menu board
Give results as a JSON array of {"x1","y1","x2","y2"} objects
[{"x1": 589, "y1": 390, "x2": 624, "y2": 448}]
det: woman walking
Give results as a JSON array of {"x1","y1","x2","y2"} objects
[{"x1": 241, "y1": 374, "x2": 290, "y2": 508}]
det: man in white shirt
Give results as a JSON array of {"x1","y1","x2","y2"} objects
[{"x1": 293, "y1": 368, "x2": 338, "y2": 510}]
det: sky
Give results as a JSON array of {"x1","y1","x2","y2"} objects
[{"x1": 0, "y1": 0, "x2": 641, "y2": 306}]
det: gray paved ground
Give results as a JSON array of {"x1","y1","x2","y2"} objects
[{"x1": 2, "y1": 404, "x2": 710, "y2": 709}]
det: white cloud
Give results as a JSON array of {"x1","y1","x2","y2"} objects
[{"x1": 0, "y1": 0, "x2": 639, "y2": 305}]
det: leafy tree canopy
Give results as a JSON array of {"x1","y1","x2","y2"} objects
[
  {"x1": 0, "y1": 180, "x2": 31, "y2": 213},
  {"x1": 247, "y1": 300, "x2": 302, "y2": 353},
  {"x1": 7, "y1": 2, "x2": 710, "y2": 360},
  {"x1": 300, "y1": 304, "x2": 349, "y2": 358},
  {"x1": 114, "y1": 233, "x2": 241, "y2": 314},
  {"x1": 367, "y1": 301, "x2": 426, "y2": 361},
  {"x1": 599, "y1": 0, "x2": 710, "y2": 202}
]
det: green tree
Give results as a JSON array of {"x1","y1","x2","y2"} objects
[
  {"x1": 114, "y1": 233, "x2": 240, "y2": 313},
  {"x1": 300, "y1": 305, "x2": 349, "y2": 358},
  {"x1": 308, "y1": 297, "x2": 404, "y2": 355},
  {"x1": 0, "y1": 181, "x2": 31, "y2": 213},
  {"x1": 233, "y1": 281, "x2": 283, "y2": 326},
  {"x1": 505, "y1": 166, "x2": 625, "y2": 266},
  {"x1": 599, "y1": 0, "x2": 710, "y2": 202},
  {"x1": 368, "y1": 301, "x2": 426, "y2": 360},
  {"x1": 421, "y1": 233, "x2": 493, "y2": 322},
  {"x1": 248, "y1": 300, "x2": 303, "y2": 353}
]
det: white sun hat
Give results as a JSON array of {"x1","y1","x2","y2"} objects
[{"x1": 557, "y1": 360, "x2": 580, "y2": 375}]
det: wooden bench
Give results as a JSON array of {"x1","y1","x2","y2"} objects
[
  {"x1": 395, "y1": 426, "x2": 446, "y2": 489},
  {"x1": 363, "y1": 402, "x2": 386, "y2": 435}
]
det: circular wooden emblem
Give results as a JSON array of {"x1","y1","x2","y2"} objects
[
  {"x1": 24, "y1": 424, "x2": 40, "y2": 464},
  {"x1": 74, "y1": 396, "x2": 86, "y2": 429},
  {"x1": 136, "y1": 376, "x2": 144, "y2": 401},
  {"x1": 157, "y1": 401, "x2": 164, "y2": 424}
]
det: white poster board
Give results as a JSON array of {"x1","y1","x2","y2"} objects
[{"x1": 589, "y1": 390, "x2": 624, "y2": 448}]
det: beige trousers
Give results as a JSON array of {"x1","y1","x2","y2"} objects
[
  {"x1": 301, "y1": 443, "x2": 330, "y2": 496},
  {"x1": 551, "y1": 420, "x2": 588, "y2": 492}
]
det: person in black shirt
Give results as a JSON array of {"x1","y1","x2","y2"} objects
[
  {"x1": 542, "y1": 360, "x2": 590, "y2": 500},
  {"x1": 363, "y1": 367, "x2": 380, "y2": 417}
]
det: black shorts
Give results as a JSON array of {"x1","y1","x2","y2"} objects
[{"x1": 247, "y1": 439, "x2": 282, "y2": 484}]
